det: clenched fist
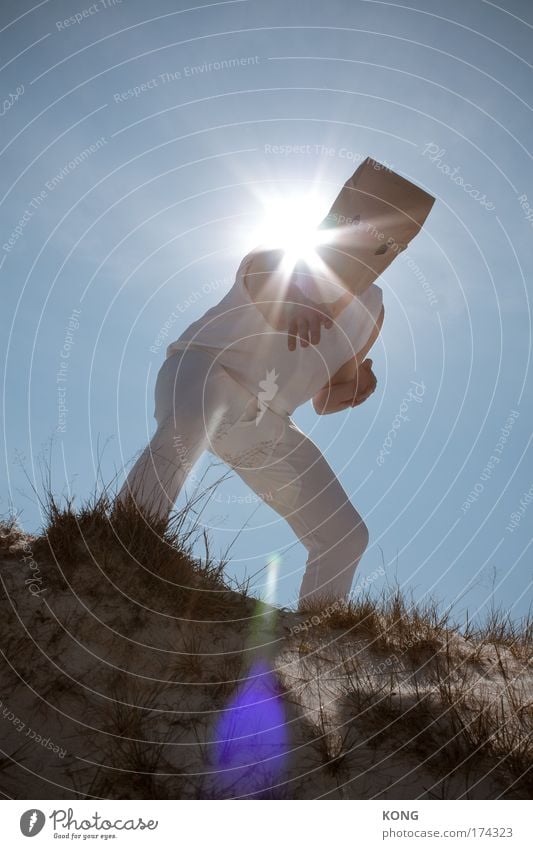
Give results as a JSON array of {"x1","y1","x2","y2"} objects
[{"x1": 350, "y1": 358, "x2": 377, "y2": 406}]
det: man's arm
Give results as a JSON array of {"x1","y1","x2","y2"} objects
[{"x1": 312, "y1": 303, "x2": 384, "y2": 415}]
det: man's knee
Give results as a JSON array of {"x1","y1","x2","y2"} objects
[
  {"x1": 343, "y1": 515, "x2": 369, "y2": 558},
  {"x1": 310, "y1": 509, "x2": 369, "y2": 560}
]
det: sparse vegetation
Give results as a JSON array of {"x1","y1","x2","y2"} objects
[{"x1": 0, "y1": 484, "x2": 531, "y2": 799}]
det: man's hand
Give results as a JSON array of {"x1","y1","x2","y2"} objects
[
  {"x1": 256, "y1": 277, "x2": 335, "y2": 351},
  {"x1": 243, "y1": 249, "x2": 336, "y2": 350},
  {"x1": 350, "y1": 358, "x2": 377, "y2": 406},
  {"x1": 286, "y1": 287, "x2": 334, "y2": 351},
  {"x1": 313, "y1": 358, "x2": 377, "y2": 414}
]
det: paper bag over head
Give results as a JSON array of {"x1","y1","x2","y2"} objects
[{"x1": 316, "y1": 156, "x2": 436, "y2": 296}]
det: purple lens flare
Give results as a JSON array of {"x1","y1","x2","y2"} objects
[{"x1": 212, "y1": 657, "x2": 289, "y2": 799}]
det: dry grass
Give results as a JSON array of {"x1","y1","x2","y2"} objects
[
  {"x1": 1, "y1": 479, "x2": 531, "y2": 800},
  {"x1": 464, "y1": 605, "x2": 533, "y2": 664},
  {"x1": 285, "y1": 580, "x2": 532, "y2": 799},
  {"x1": 297, "y1": 584, "x2": 452, "y2": 659},
  {"x1": 28, "y1": 488, "x2": 252, "y2": 623},
  {"x1": 0, "y1": 512, "x2": 28, "y2": 555},
  {"x1": 316, "y1": 624, "x2": 533, "y2": 799},
  {"x1": 297, "y1": 581, "x2": 532, "y2": 666}
]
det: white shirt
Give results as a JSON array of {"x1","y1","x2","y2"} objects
[{"x1": 166, "y1": 251, "x2": 383, "y2": 417}]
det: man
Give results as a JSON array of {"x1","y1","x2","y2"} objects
[
  {"x1": 117, "y1": 159, "x2": 433, "y2": 607},
  {"x1": 117, "y1": 246, "x2": 383, "y2": 608}
]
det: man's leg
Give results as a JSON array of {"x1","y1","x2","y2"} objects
[
  {"x1": 117, "y1": 349, "x2": 257, "y2": 522},
  {"x1": 215, "y1": 412, "x2": 369, "y2": 607}
]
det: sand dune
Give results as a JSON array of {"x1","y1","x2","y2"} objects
[{"x1": 1, "y1": 503, "x2": 531, "y2": 800}]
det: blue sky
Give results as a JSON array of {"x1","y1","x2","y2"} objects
[{"x1": 1, "y1": 0, "x2": 532, "y2": 621}]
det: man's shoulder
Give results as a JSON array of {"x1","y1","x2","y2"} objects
[{"x1": 358, "y1": 282, "x2": 383, "y2": 303}]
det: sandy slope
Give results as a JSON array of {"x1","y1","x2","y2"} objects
[{"x1": 1, "y1": 526, "x2": 531, "y2": 800}]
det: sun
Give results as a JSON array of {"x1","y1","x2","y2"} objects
[{"x1": 250, "y1": 193, "x2": 332, "y2": 272}]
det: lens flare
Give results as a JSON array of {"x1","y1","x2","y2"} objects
[
  {"x1": 250, "y1": 194, "x2": 332, "y2": 272},
  {"x1": 212, "y1": 657, "x2": 289, "y2": 799},
  {"x1": 264, "y1": 552, "x2": 280, "y2": 607},
  {"x1": 210, "y1": 555, "x2": 289, "y2": 798}
]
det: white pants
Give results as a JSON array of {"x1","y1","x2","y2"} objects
[{"x1": 117, "y1": 348, "x2": 369, "y2": 606}]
